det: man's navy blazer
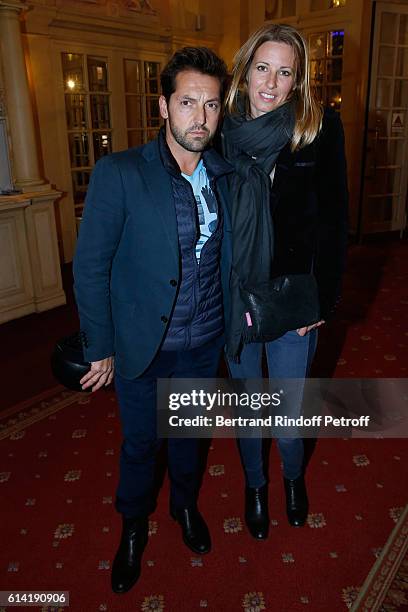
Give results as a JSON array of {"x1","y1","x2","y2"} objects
[{"x1": 73, "y1": 138, "x2": 232, "y2": 379}]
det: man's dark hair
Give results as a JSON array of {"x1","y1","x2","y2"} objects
[{"x1": 160, "y1": 47, "x2": 228, "y2": 103}]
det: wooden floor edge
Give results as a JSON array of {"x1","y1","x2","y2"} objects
[
  {"x1": 0, "y1": 390, "x2": 83, "y2": 440},
  {"x1": 350, "y1": 503, "x2": 408, "y2": 611},
  {"x1": 0, "y1": 385, "x2": 66, "y2": 420}
]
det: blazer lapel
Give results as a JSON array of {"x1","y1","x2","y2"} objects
[{"x1": 140, "y1": 153, "x2": 179, "y2": 265}]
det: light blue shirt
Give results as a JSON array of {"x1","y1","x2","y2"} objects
[{"x1": 182, "y1": 159, "x2": 218, "y2": 261}]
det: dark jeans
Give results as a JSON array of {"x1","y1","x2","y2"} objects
[
  {"x1": 228, "y1": 329, "x2": 318, "y2": 487},
  {"x1": 114, "y1": 337, "x2": 223, "y2": 518}
]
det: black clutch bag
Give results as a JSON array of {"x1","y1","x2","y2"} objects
[
  {"x1": 241, "y1": 274, "x2": 320, "y2": 344},
  {"x1": 51, "y1": 332, "x2": 91, "y2": 392}
]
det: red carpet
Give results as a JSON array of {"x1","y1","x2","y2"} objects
[
  {"x1": 313, "y1": 238, "x2": 408, "y2": 379},
  {"x1": 1, "y1": 238, "x2": 408, "y2": 610},
  {"x1": 1, "y1": 386, "x2": 407, "y2": 611}
]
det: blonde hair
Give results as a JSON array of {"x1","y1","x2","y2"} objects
[{"x1": 225, "y1": 24, "x2": 323, "y2": 150}]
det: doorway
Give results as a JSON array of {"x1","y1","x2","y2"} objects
[{"x1": 360, "y1": 2, "x2": 408, "y2": 235}]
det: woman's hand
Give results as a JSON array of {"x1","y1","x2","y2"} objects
[{"x1": 297, "y1": 320, "x2": 325, "y2": 336}]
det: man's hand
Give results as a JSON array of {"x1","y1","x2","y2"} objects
[
  {"x1": 297, "y1": 320, "x2": 325, "y2": 336},
  {"x1": 80, "y1": 356, "x2": 115, "y2": 392}
]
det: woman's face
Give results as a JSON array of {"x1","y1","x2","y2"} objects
[{"x1": 247, "y1": 41, "x2": 296, "y2": 118}]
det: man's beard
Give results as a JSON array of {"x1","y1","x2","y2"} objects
[{"x1": 168, "y1": 118, "x2": 212, "y2": 152}]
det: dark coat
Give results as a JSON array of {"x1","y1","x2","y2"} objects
[
  {"x1": 270, "y1": 108, "x2": 348, "y2": 319},
  {"x1": 73, "y1": 138, "x2": 232, "y2": 379}
]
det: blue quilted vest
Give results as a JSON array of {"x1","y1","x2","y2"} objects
[{"x1": 159, "y1": 131, "x2": 225, "y2": 351}]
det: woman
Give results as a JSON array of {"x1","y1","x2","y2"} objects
[{"x1": 222, "y1": 24, "x2": 348, "y2": 539}]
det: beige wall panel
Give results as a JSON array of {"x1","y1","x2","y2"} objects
[
  {"x1": 110, "y1": 49, "x2": 128, "y2": 154},
  {"x1": 219, "y1": 0, "x2": 242, "y2": 68},
  {"x1": 0, "y1": 192, "x2": 65, "y2": 322},
  {"x1": 169, "y1": 0, "x2": 200, "y2": 30},
  {"x1": 27, "y1": 0, "x2": 168, "y2": 32},
  {"x1": 24, "y1": 196, "x2": 65, "y2": 305},
  {"x1": 33, "y1": 210, "x2": 58, "y2": 288},
  {"x1": 0, "y1": 214, "x2": 26, "y2": 293},
  {"x1": 168, "y1": 0, "x2": 222, "y2": 36},
  {"x1": 247, "y1": 0, "x2": 267, "y2": 35},
  {"x1": 202, "y1": 0, "x2": 223, "y2": 37},
  {"x1": 0, "y1": 204, "x2": 36, "y2": 323}
]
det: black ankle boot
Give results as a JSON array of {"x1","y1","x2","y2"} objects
[
  {"x1": 284, "y1": 475, "x2": 308, "y2": 527},
  {"x1": 245, "y1": 484, "x2": 269, "y2": 540},
  {"x1": 111, "y1": 515, "x2": 149, "y2": 594},
  {"x1": 170, "y1": 505, "x2": 211, "y2": 554}
]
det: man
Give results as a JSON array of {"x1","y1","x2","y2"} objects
[{"x1": 73, "y1": 47, "x2": 231, "y2": 594}]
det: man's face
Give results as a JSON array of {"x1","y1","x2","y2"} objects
[{"x1": 159, "y1": 70, "x2": 222, "y2": 154}]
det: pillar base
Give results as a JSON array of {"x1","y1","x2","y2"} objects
[{"x1": 15, "y1": 180, "x2": 52, "y2": 194}]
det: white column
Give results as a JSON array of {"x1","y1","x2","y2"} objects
[{"x1": 0, "y1": 1, "x2": 48, "y2": 191}]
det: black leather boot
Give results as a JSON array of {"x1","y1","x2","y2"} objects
[
  {"x1": 170, "y1": 505, "x2": 211, "y2": 554},
  {"x1": 245, "y1": 484, "x2": 269, "y2": 540},
  {"x1": 111, "y1": 515, "x2": 149, "y2": 594},
  {"x1": 284, "y1": 475, "x2": 308, "y2": 527}
]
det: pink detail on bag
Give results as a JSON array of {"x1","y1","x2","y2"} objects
[{"x1": 245, "y1": 312, "x2": 253, "y2": 327}]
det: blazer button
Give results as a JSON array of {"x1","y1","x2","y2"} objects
[
  {"x1": 170, "y1": 279, "x2": 177, "y2": 287},
  {"x1": 161, "y1": 315, "x2": 168, "y2": 323}
]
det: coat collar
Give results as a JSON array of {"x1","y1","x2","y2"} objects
[
  {"x1": 139, "y1": 137, "x2": 179, "y2": 265},
  {"x1": 275, "y1": 141, "x2": 295, "y2": 172}
]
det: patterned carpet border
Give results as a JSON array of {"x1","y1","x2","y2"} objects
[
  {"x1": 0, "y1": 386, "x2": 82, "y2": 440},
  {"x1": 351, "y1": 503, "x2": 408, "y2": 611}
]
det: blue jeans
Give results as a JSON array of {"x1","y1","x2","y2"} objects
[
  {"x1": 228, "y1": 330, "x2": 318, "y2": 487},
  {"x1": 115, "y1": 337, "x2": 223, "y2": 518}
]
